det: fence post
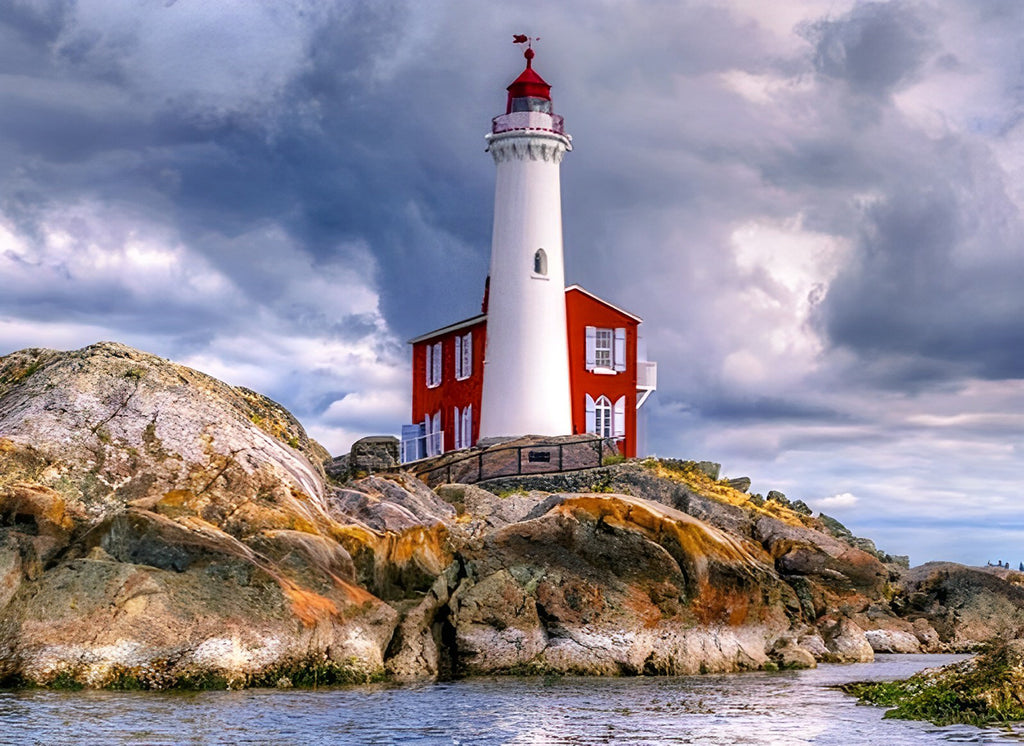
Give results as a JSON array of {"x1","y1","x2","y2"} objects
[
  {"x1": 517, "y1": 446, "x2": 522, "y2": 476},
  {"x1": 558, "y1": 444, "x2": 563, "y2": 472},
  {"x1": 478, "y1": 453, "x2": 483, "y2": 483}
]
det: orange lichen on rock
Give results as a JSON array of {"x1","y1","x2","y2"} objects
[
  {"x1": 284, "y1": 585, "x2": 341, "y2": 627},
  {"x1": 378, "y1": 525, "x2": 452, "y2": 577},
  {"x1": 547, "y1": 494, "x2": 777, "y2": 627},
  {"x1": 0, "y1": 482, "x2": 83, "y2": 534},
  {"x1": 551, "y1": 494, "x2": 766, "y2": 569}
]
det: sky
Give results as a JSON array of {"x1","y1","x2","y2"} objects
[{"x1": 1, "y1": 0, "x2": 1022, "y2": 566}]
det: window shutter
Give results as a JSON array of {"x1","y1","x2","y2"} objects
[
  {"x1": 433, "y1": 411, "x2": 442, "y2": 455},
  {"x1": 464, "y1": 333, "x2": 472, "y2": 377},
  {"x1": 613, "y1": 396, "x2": 626, "y2": 438},
  {"x1": 585, "y1": 326, "x2": 597, "y2": 370},
  {"x1": 453, "y1": 406, "x2": 461, "y2": 449},
  {"x1": 424, "y1": 345, "x2": 432, "y2": 386},
  {"x1": 614, "y1": 328, "x2": 626, "y2": 372},
  {"x1": 463, "y1": 404, "x2": 472, "y2": 448},
  {"x1": 454, "y1": 336, "x2": 462, "y2": 379},
  {"x1": 585, "y1": 394, "x2": 596, "y2": 434},
  {"x1": 432, "y1": 342, "x2": 442, "y2": 385}
]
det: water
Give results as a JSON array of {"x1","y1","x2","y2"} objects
[{"x1": 1, "y1": 655, "x2": 1020, "y2": 745}]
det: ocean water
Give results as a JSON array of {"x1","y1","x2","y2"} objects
[{"x1": 0, "y1": 655, "x2": 1019, "y2": 745}]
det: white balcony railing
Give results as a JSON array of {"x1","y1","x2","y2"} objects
[
  {"x1": 636, "y1": 360, "x2": 657, "y2": 410},
  {"x1": 400, "y1": 429, "x2": 444, "y2": 464},
  {"x1": 637, "y1": 360, "x2": 658, "y2": 390}
]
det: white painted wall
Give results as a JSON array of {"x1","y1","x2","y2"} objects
[{"x1": 478, "y1": 112, "x2": 573, "y2": 438}]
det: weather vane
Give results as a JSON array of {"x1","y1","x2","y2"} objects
[{"x1": 512, "y1": 34, "x2": 540, "y2": 49}]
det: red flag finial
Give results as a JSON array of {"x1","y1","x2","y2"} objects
[{"x1": 512, "y1": 35, "x2": 540, "y2": 66}]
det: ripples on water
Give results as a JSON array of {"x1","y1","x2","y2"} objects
[{"x1": 1, "y1": 655, "x2": 1021, "y2": 745}]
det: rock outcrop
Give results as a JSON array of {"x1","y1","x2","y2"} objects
[
  {"x1": 450, "y1": 494, "x2": 791, "y2": 675},
  {"x1": 0, "y1": 343, "x2": 398, "y2": 687},
  {"x1": 0, "y1": 342, "x2": 1019, "y2": 688}
]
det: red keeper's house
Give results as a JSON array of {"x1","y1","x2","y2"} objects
[{"x1": 404, "y1": 283, "x2": 657, "y2": 462}]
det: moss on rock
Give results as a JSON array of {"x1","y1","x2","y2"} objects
[{"x1": 843, "y1": 640, "x2": 1024, "y2": 726}]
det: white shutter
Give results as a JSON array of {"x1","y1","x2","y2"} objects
[
  {"x1": 454, "y1": 336, "x2": 462, "y2": 379},
  {"x1": 614, "y1": 328, "x2": 626, "y2": 372},
  {"x1": 453, "y1": 406, "x2": 461, "y2": 449},
  {"x1": 585, "y1": 394, "x2": 596, "y2": 434},
  {"x1": 423, "y1": 414, "x2": 431, "y2": 456},
  {"x1": 425, "y1": 344, "x2": 432, "y2": 386},
  {"x1": 463, "y1": 404, "x2": 472, "y2": 448},
  {"x1": 464, "y1": 333, "x2": 472, "y2": 377},
  {"x1": 613, "y1": 396, "x2": 626, "y2": 438},
  {"x1": 585, "y1": 326, "x2": 597, "y2": 370},
  {"x1": 433, "y1": 411, "x2": 442, "y2": 455},
  {"x1": 432, "y1": 342, "x2": 442, "y2": 386}
]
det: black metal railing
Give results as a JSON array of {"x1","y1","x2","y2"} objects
[{"x1": 412, "y1": 435, "x2": 624, "y2": 488}]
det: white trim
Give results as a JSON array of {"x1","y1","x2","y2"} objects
[
  {"x1": 565, "y1": 284, "x2": 643, "y2": 323},
  {"x1": 408, "y1": 314, "x2": 487, "y2": 345},
  {"x1": 594, "y1": 395, "x2": 613, "y2": 438}
]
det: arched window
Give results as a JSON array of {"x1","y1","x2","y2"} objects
[
  {"x1": 594, "y1": 396, "x2": 613, "y2": 438},
  {"x1": 533, "y1": 248, "x2": 548, "y2": 276}
]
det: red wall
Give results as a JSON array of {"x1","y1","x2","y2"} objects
[
  {"x1": 565, "y1": 288, "x2": 639, "y2": 457},
  {"x1": 411, "y1": 319, "x2": 487, "y2": 452},
  {"x1": 410, "y1": 289, "x2": 640, "y2": 457}
]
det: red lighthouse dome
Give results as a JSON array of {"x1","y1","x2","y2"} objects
[{"x1": 506, "y1": 48, "x2": 553, "y2": 114}]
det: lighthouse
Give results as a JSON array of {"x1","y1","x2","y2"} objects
[
  {"x1": 477, "y1": 45, "x2": 574, "y2": 439},
  {"x1": 402, "y1": 44, "x2": 656, "y2": 464}
]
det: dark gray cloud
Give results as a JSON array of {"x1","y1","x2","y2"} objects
[{"x1": 802, "y1": 1, "x2": 932, "y2": 97}]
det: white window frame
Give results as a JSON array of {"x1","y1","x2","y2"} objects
[
  {"x1": 594, "y1": 329, "x2": 613, "y2": 369},
  {"x1": 585, "y1": 394, "x2": 626, "y2": 440},
  {"x1": 585, "y1": 326, "x2": 627, "y2": 374},
  {"x1": 594, "y1": 395, "x2": 613, "y2": 438},
  {"x1": 426, "y1": 341, "x2": 442, "y2": 388},
  {"x1": 455, "y1": 332, "x2": 473, "y2": 381}
]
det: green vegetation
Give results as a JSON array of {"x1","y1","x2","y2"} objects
[
  {"x1": 8, "y1": 657, "x2": 386, "y2": 692},
  {"x1": 495, "y1": 487, "x2": 529, "y2": 499},
  {"x1": 0, "y1": 360, "x2": 43, "y2": 388},
  {"x1": 842, "y1": 641, "x2": 1024, "y2": 726}
]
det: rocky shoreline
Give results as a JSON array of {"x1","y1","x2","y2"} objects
[{"x1": 1, "y1": 342, "x2": 1021, "y2": 690}]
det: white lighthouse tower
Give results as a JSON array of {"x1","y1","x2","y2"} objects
[{"x1": 478, "y1": 44, "x2": 574, "y2": 439}]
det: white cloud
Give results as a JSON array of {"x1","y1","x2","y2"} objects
[
  {"x1": 817, "y1": 492, "x2": 859, "y2": 508},
  {"x1": 0, "y1": 200, "x2": 407, "y2": 457}
]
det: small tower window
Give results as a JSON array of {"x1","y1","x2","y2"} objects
[{"x1": 533, "y1": 248, "x2": 548, "y2": 276}]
